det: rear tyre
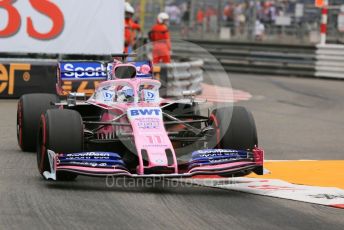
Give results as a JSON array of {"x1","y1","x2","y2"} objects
[
  {"x1": 37, "y1": 109, "x2": 84, "y2": 181},
  {"x1": 17, "y1": 94, "x2": 59, "y2": 152},
  {"x1": 209, "y1": 106, "x2": 258, "y2": 150}
]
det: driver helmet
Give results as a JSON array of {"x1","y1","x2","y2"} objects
[{"x1": 117, "y1": 86, "x2": 134, "y2": 102}]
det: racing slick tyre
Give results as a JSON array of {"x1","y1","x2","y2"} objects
[
  {"x1": 209, "y1": 106, "x2": 258, "y2": 150},
  {"x1": 17, "y1": 93, "x2": 60, "y2": 152},
  {"x1": 37, "y1": 109, "x2": 83, "y2": 181}
]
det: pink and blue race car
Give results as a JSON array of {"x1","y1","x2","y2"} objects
[{"x1": 17, "y1": 56, "x2": 264, "y2": 181}]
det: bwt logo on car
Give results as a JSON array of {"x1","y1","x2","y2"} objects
[
  {"x1": 130, "y1": 109, "x2": 161, "y2": 116},
  {"x1": 62, "y1": 63, "x2": 112, "y2": 79}
]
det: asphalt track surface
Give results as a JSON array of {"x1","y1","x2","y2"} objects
[{"x1": 0, "y1": 73, "x2": 344, "y2": 230}]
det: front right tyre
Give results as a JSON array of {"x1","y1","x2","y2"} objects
[
  {"x1": 208, "y1": 105, "x2": 258, "y2": 150},
  {"x1": 208, "y1": 106, "x2": 259, "y2": 177},
  {"x1": 37, "y1": 109, "x2": 84, "y2": 181}
]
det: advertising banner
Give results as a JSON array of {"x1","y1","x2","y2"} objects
[
  {"x1": 0, "y1": 62, "x2": 56, "y2": 98},
  {"x1": 0, "y1": 61, "x2": 162, "y2": 98},
  {"x1": 0, "y1": 0, "x2": 124, "y2": 54}
]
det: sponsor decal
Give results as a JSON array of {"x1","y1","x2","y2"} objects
[
  {"x1": 102, "y1": 91, "x2": 114, "y2": 102},
  {"x1": 64, "y1": 152, "x2": 111, "y2": 157},
  {"x1": 59, "y1": 158, "x2": 125, "y2": 165},
  {"x1": 60, "y1": 152, "x2": 121, "y2": 160},
  {"x1": 127, "y1": 107, "x2": 163, "y2": 123},
  {"x1": 0, "y1": 0, "x2": 64, "y2": 40},
  {"x1": 129, "y1": 108, "x2": 161, "y2": 116},
  {"x1": 133, "y1": 61, "x2": 153, "y2": 78},
  {"x1": 143, "y1": 90, "x2": 158, "y2": 102},
  {"x1": 60, "y1": 62, "x2": 111, "y2": 80},
  {"x1": 190, "y1": 158, "x2": 242, "y2": 165},
  {"x1": 193, "y1": 153, "x2": 246, "y2": 160},
  {"x1": 192, "y1": 149, "x2": 251, "y2": 160},
  {"x1": 194, "y1": 149, "x2": 242, "y2": 154},
  {"x1": 57, "y1": 151, "x2": 126, "y2": 167},
  {"x1": 0, "y1": 63, "x2": 31, "y2": 95},
  {"x1": 63, "y1": 156, "x2": 112, "y2": 160},
  {"x1": 138, "y1": 121, "x2": 159, "y2": 129},
  {"x1": 59, "y1": 62, "x2": 113, "y2": 96},
  {"x1": 137, "y1": 118, "x2": 160, "y2": 129},
  {"x1": 0, "y1": 1, "x2": 124, "y2": 54},
  {"x1": 60, "y1": 80, "x2": 100, "y2": 96}
]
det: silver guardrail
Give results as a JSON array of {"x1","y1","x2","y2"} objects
[
  {"x1": 316, "y1": 44, "x2": 344, "y2": 79},
  {"x1": 156, "y1": 59, "x2": 204, "y2": 97},
  {"x1": 173, "y1": 40, "x2": 317, "y2": 77}
]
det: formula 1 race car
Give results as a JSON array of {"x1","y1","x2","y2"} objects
[{"x1": 17, "y1": 56, "x2": 264, "y2": 181}]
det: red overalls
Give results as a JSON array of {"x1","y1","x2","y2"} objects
[
  {"x1": 149, "y1": 23, "x2": 171, "y2": 64},
  {"x1": 124, "y1": 18, "x2": 141, "y2": 53}
]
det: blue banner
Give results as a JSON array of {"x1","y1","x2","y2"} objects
[{"x1": 60, "y1": 62, "x2": 109, "y2": 81}]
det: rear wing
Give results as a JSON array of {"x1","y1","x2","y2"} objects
[
  {"x1": 56, "y1": 60, "x2": 154, "y2": 96},
  {"x1": 56, "y1": 61, "x2": 110, "y2": 96},
  {"x1": 58, "y1": 61, "x2": 110, "y2": 81}
]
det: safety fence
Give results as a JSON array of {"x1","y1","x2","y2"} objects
[
  {"x1": 315, "y1": 44, "x2": 344, "y2": 79},
  {"x1": 157, "y1": 59, "x2": 204, "y2": 97},
  {"x1": 130, "y1": 0, "x2": 344, "y2": 45},
  {"x1": 182, "y1": 39, "x2": 344, "y2": 79},
  {"x1": 173, "y1": 39, "x2": 344, "y2": 79},
  {"x1": 174, "y1": 39, "x2": 317, "y2": 77}
]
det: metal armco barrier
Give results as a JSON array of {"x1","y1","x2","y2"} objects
[
  {"x1": 316, "y1": 44, "x2": 344, "y2": 79},
  {"x1": 157, "y1": 59, "x2": 204, "y2": 97},
  {"x1": 175, "y1": 40, "x2": 317, "y2": 77}
]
